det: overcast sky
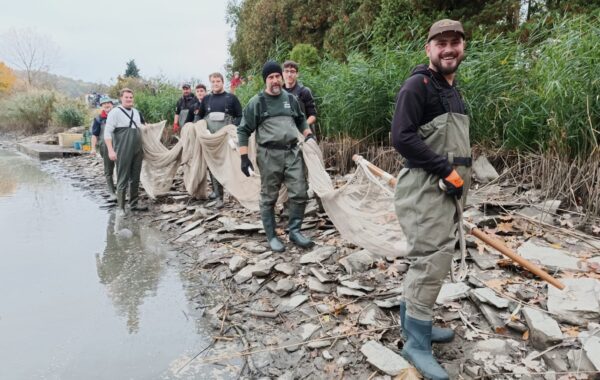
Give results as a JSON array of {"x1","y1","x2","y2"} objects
[{"x1": 0, "y1": 0, "x2": 232, "y2": 85}]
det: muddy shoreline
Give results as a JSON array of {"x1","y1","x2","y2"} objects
[{"x1": 4, "y1": 137, "x2": 600, "y2": 380}]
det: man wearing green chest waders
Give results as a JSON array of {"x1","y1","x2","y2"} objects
[
  {"x1": 197, "y1": 72, "x2": 243, "y2": 208},
  {"x1": 391, "y1": 20, "x2": 471, "y2": 380},
  {"x1": 237, "y1": 61, "x2": 316, "y2": 252},
  {"x1": 104, "y1": 88, "x2": 148, "y2": 213},
  {"x1": 91, "y1": 96, "x2": 116, "y2": 201}
]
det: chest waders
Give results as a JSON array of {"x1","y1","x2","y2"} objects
[
  {"x1": 204, "y1": 111, "x2": 234, "y2": 204},
  {"x1": 113, "y1": 108, "x2": 144, "y2": 211},
  {"x1": 394, "y1": 83, "x2": 471, "y2": 380},
  {"x1": 97, "y1": 119, "x2": 116, "y2": 198},
  {"x1": 256, "y1": 110, "x2": 313, "y2": 252},
  {"x1": 178, "y1": 109, "x2": 190, "y2": 127},
  {"x1": 205, "y1": 97, "x2": 235, "y2": 204}
]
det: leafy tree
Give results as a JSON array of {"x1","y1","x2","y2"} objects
[
  {"x1": 124, "y1": 59, "x2": 140, "y2": 78},
  {"x1": 0, "y1": 61, "x2": 17, "y2": 94}
]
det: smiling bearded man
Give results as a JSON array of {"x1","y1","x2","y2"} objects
[{"x1": 390, "y1": 19, "x2": 470, "y2": 380}]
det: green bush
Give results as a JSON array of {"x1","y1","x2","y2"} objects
[
  {"x1": 134, "y1": 83, "x2": 180, "y2": 124},
  {"x1": 52, "y1": 99, "x2": 88, "y2": 128},
  {"x1": 0, "y1": 89, "x2": 57, "y2": 134},
  {"x1": 290, "y1": 44, "x2": 320, "y2": 68}
]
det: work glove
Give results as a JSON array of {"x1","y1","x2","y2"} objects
[
  {"x1": 304, "y1": 133, "x2": 316, "y2": 143},
  {"x1": 441, "y1": 169, "x2": 464, "y2": 199},
  {"x1": 241, "y1": 154, "x2": 254, "y2": 177},
  {"x1": 173, "y1": 122, "x2": 180, "y2": 133}
]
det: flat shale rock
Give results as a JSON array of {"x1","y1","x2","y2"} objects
[
  {"x1": 336, "y1": 286, "x2": 366, "y2": 297},
  {"x1": 278, "y1": 294, "x2": 309, "y2": 312},
  {"x1": 436, "y1": 282, "x2": 471, "y2": 304},
  {"x1": 522, "y1": 307, "x2": 563, "y2": 350},
  {"x1": 300, "y1": 246, "x2": 336, "y2": 264},
  {"x1": 229, "y1": 256, "x2": 248, "y2": 272},
  {"x1": 339, "y1": 249, "x2": 374, "y2": 274},
  {"x1": 547, "y1": 278, "x2": 600, "y2": 325},
  {"x1": 274, "y1": 263, "x2": 296, "y2": 276},
  {"x1": 307, "y1": 277, "x2": 333, "y2": 293},
  {"x1": 360, "y1": 341, "x2": 411, "y2": 376},
  {"x1": 517, "y1": 241, "x2": 584, "y2": 272}
]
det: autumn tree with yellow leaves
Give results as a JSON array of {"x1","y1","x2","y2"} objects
[{"x1": 0, "y1": 62, "x2": 16, "y2": 94}]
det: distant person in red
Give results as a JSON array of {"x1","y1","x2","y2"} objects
[{"x1": 230, "y1": 71, "x2": 242, "y2": 94}]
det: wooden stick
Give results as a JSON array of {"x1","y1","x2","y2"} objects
[
  {"x1": 467, "y1": 225, "x2": 564, "y2": 289},
  {"x1": 353, "y1": 155, "x2": 566, "y2": 290}
]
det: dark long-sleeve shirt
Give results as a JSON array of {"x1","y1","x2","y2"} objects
[
  {"x1": 391, "y1": 64, "x2": 467, "y2": 178},
  {"x1": 91, "y1": 115, "x2": 106, "y2": 137},
  {"x1": 175, "y1": 95, "x2": 198, "y2": 123},
  {"x1": 197, "y1": 91, "x2": 243, "y2": 126},
  {"x1": 284, "y1": 82, "x2": 317, "y2": 118}
]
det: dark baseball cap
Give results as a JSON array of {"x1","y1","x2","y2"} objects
[
  {"x1": 181, "y1": 83, "x2": 191, "y2": 89},
  {"x1": 428, "y1": 19, "x2": 465, "y2": 42}
]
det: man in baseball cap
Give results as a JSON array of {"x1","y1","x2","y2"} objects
[
  {"x1": 237, "y1": 61, "x2": 316, "y2": 252},
  {"x1": 427, "y1": 19, "x2": 465, "y2": 42},
  {"x1": 173, "y1": 83, "x2": 197, "y2": 133},
  {"x1": 391, "y1": 19, "x2": 469, "y2": 380}
]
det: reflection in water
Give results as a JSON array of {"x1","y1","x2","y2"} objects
[
  {"x1": 96, "y1": 212, "x2": 167, "y2": 333},
  {"x1": 0, "y1": 150, "x2": 53, "y2": 196}
]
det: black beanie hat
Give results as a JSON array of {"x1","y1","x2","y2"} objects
[{"x1": 262, "y1": 60, "x2": 282, "y2": 82}]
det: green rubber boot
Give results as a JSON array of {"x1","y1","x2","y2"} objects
[
  {"x1": 401, "y1": 315, "x2": 449, "y2": 380},
  {"x1": 116, "y1": 190, "x2": 127, "y2": 212},
  {"x1": 400, "y1": 302, "x2": 454, "y2": 343},
  {"x1": 106, "y1": 177, "x2": 117, "y2": 202},
  {"x1": 288, "y1": 203, "x2": 314, "y2": 248},
  {"x1": 260, "y1": 206, "x2": 285, "y2": 252}
]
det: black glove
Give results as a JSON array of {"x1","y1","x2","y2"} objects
[
  {"x1": 304, "y1": 133, "x2": 316, "y2": 143},
  {"x1": 441, "y1": 169, "x2": 464, "y2": 199},
  {"x1": 241, "y1": 154, "x2": 254, "y2": 177}
]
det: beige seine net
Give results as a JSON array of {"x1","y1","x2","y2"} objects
[{"x1": 139, "y1": 120, "x2": 407, "y2": 257}]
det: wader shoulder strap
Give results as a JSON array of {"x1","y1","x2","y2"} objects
[
  {"x1": 118, "y1": 107, "x2": 138, "y2": 128},
  {"x1": 225, "y1": 93, "x2": 232, "y2": 114},
  {"x1": 426, "y1": 73, "x2": 452, "y2": 114},
  {"x1": 205, "y1": 94, "x2": 213, "y2": 113},
  {"x1": 258, "y1": 93, "x2": 269, "y2": 126},
  {"x1": 257, "y1": 93, "x2": 295, "y2": 126}
]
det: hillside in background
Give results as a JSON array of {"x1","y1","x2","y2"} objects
[{"x1": 14, "y1": 70, "x2": 108, "y2": 98}]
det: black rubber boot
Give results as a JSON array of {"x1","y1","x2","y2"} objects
[
  {"x1": 128, "y1": 185, "x2": 147, "y2": 211},
  {"x1": 209, "y1": 173, "x2": 223, "y2": 200},
  {"x1": 260, "y1": 206, "x2": 285, "y2": 252},
  {"x1": 288, "y1": 203, "x2": 314, "y2": 248},
  {"x1": 400, "y1": 302, "x2": 454, "y2": 343},
  {"x1": 402, "y1": 315, "x2": 449, "y2": 380}
]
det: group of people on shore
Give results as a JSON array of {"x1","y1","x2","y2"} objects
[{"x1": 91, "y1": 18, "x2": 470, "y2": 380}]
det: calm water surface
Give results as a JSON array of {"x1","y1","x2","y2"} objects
[{"x1": 0, "y1": 149, "x2": 225, "y2": 379}]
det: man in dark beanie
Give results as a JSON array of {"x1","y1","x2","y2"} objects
[{"x1": 237, "y1": 61, "x2": 315, "y2": 252}]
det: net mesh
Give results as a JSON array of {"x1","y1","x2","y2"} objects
[{"x1": 139, "y1": 120, "x2": 408, "y2": 257}]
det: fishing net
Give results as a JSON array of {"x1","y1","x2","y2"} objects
[{"x1": 139, "y1": 120, "x2": 408, "y2": 257}]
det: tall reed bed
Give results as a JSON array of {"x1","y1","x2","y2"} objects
[{"x1": 235, "y1": 13, "x2": 599, "y2": 160}]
